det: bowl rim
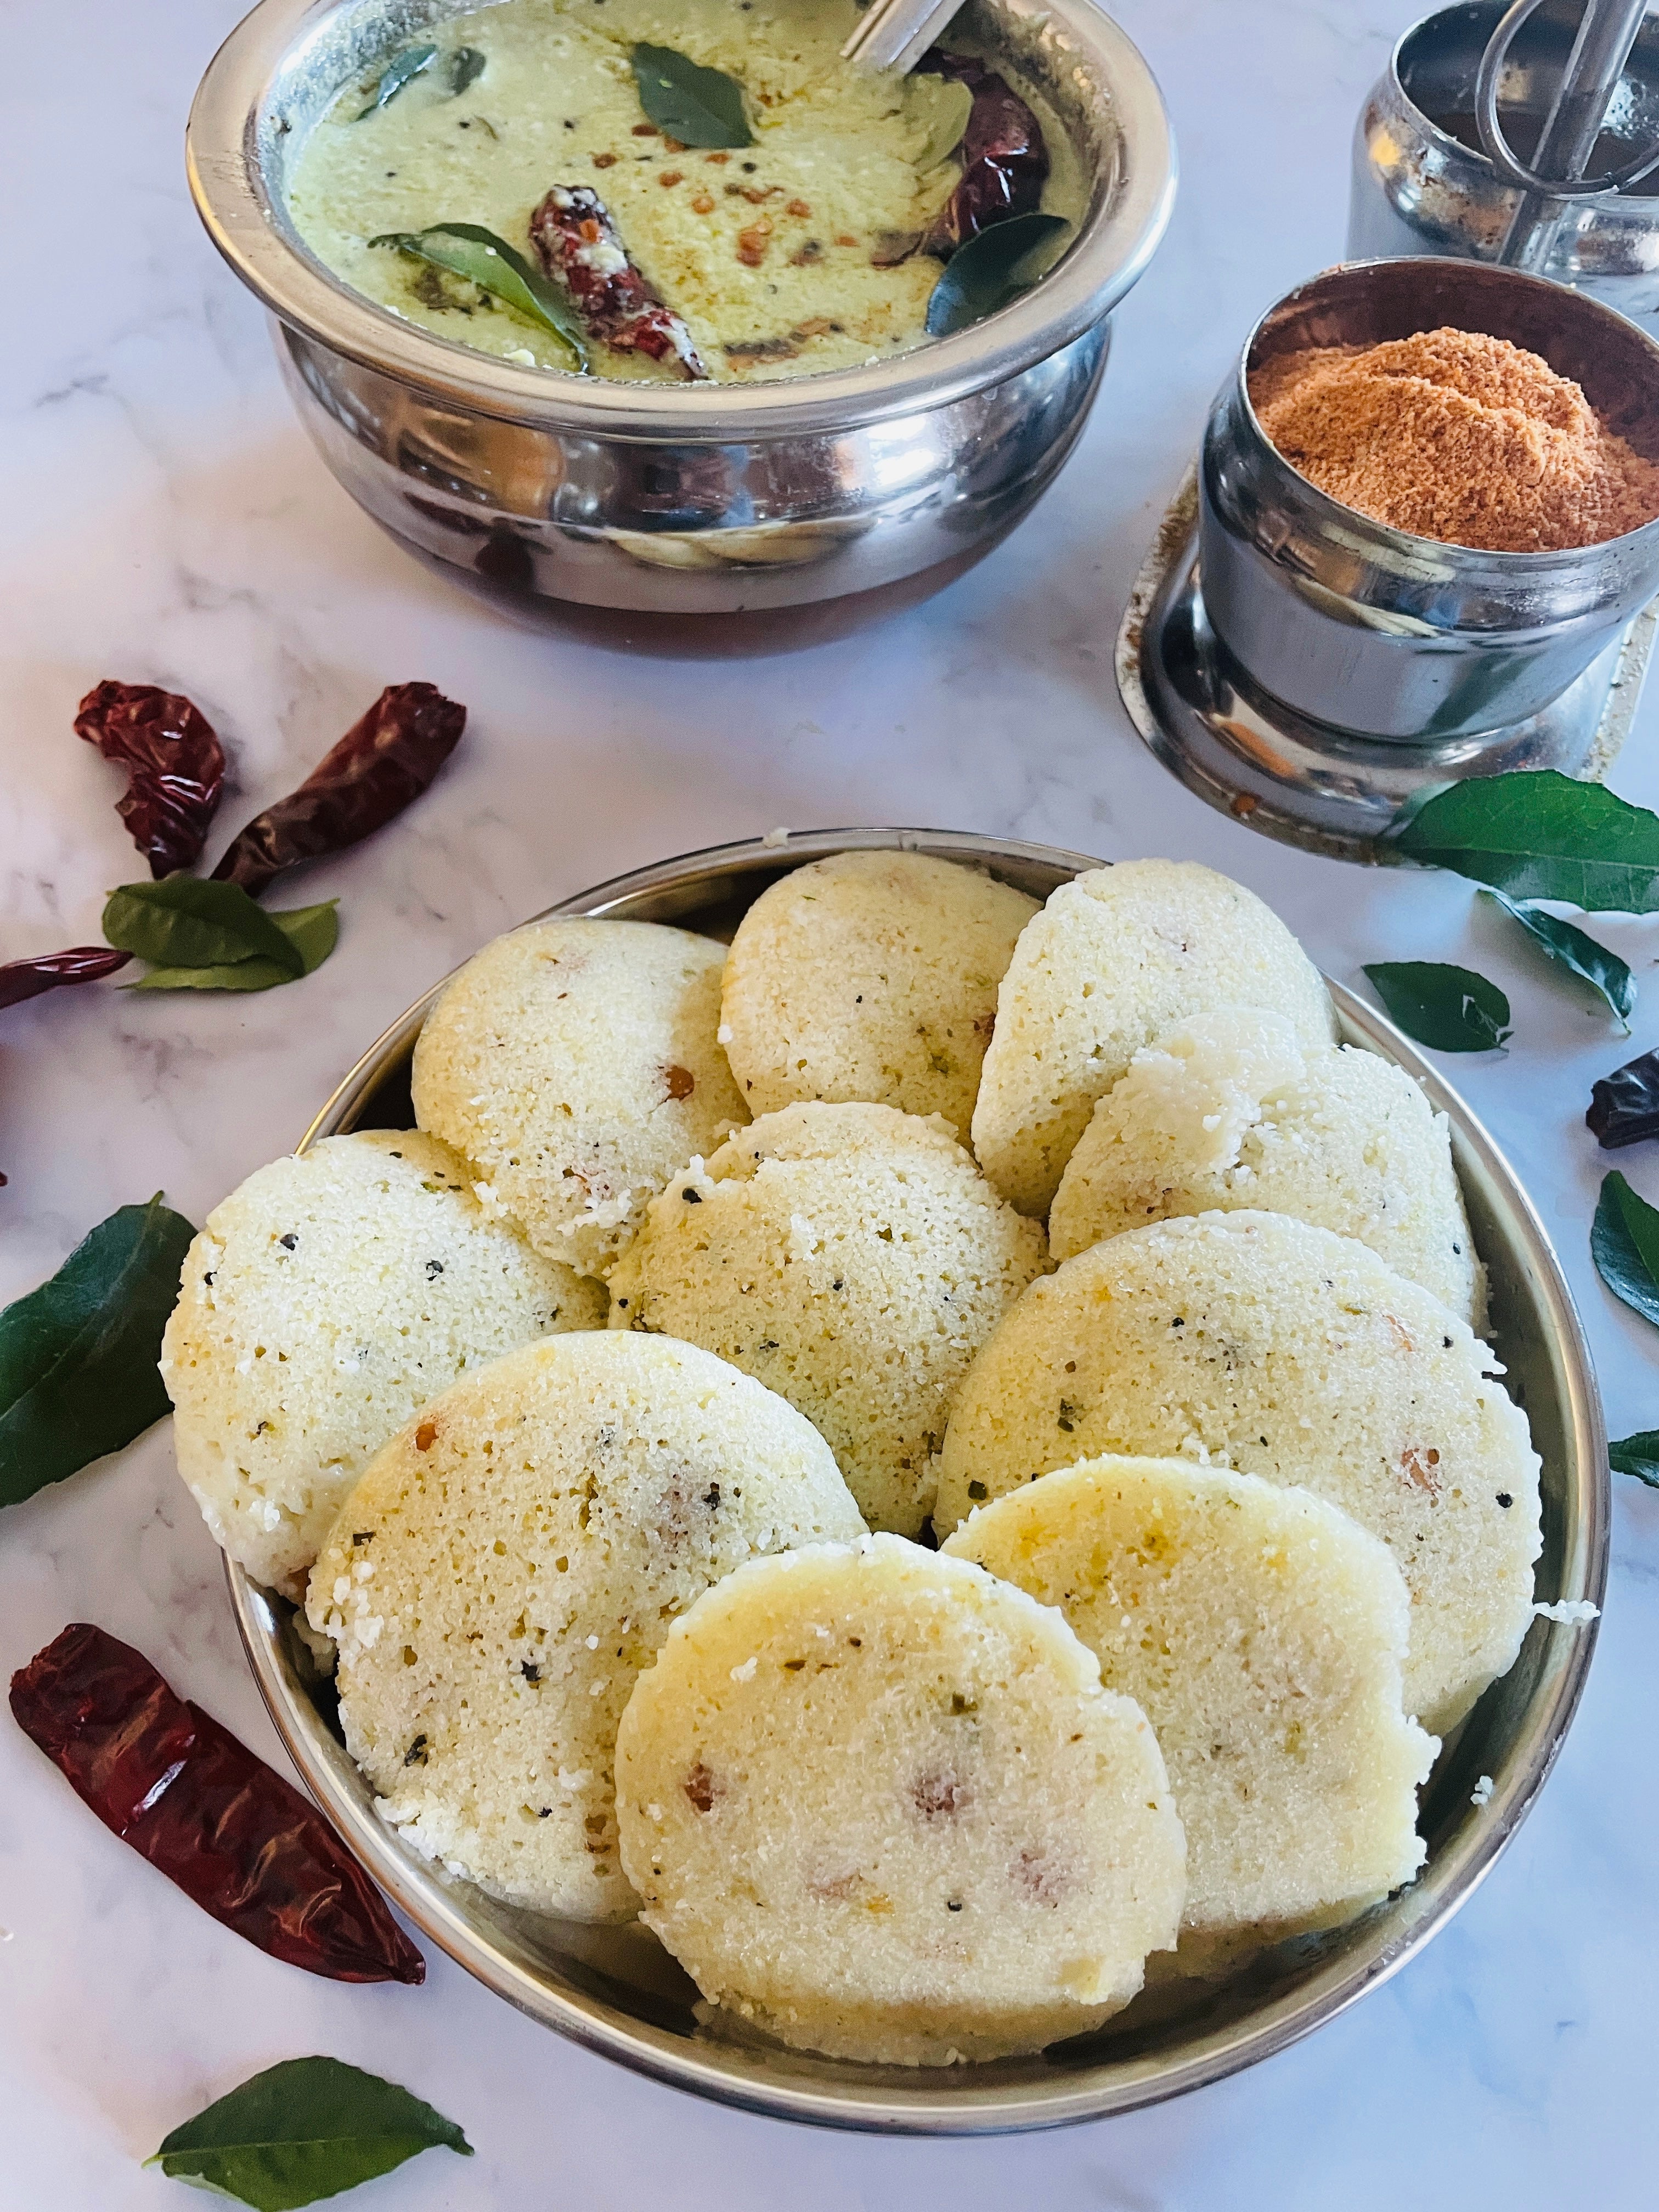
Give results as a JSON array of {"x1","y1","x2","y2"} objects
[
  {"x1": 225, "y1": 825, "x2": 1609, "y2": 2133},
  {"x1": 185, "y1": 0, "x2": 1176, "y2": 438}
]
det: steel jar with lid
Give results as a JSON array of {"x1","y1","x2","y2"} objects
[
  {"x1": 1198, "y1": 257, "x2": 1659, "y2": 743},
  {"x1": 1349, "y1": 0, "x2": 1659, "y2": 319}
]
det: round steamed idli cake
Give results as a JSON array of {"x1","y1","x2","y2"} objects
[
  {"x1": 305, "y1": 1333, "x2": 865, "y2": 1922},
  {"x1": 1048, "y1": 1007, "x2": 1481, "y2": 1322},
  {"x1": 160, "y1": 1131, "x2": 605, "y2": 1598},
  {"x1": 944, "y1": 1455, "x2": 1435, "y2": 1938},
  {"x1": 614, "y1": 1534, "x2": 1185, "y2": 2064},
  {"x1": 719, "y1": 850, "x2": 1039, "y2": 1136},
  {"x1": 971, "y1": 860, "x2": 1338, "y2": 1217},
  {"x1": 932, "y1": 1211, "x2": 1541, "y2": 1736},
  {"x1": 410, "y1": 918, "x2": 749, "y2": 1278},
  {"x1": 606, "y1": 1102, "x2": 1048, "y2": 1537}
]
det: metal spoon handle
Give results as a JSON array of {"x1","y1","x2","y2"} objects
[
  {"x1": 841, "y1": 0, "x2": 964, "y2": 74},
  {"x1": 1476, "y1": 0, "x2": 1659, "y2": 265}
]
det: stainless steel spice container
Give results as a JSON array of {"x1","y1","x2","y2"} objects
[
  {"x1": 1199, "y1": 257, "x2": 1659, "y2": 742},
  {"x1": 1349, "y1": 1, "x2": 1659, "y2": 319}
]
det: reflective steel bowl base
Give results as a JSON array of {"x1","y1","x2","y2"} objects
[
  {"x1": 1116, "y1": 469, "x2": 1659, "y2": 859},
  {"x1": 227, "y1": 832, "x2": 1605, "y2": 2132}
]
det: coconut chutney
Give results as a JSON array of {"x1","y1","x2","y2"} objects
[{"x1": 286, "y1": 0, "x2": 1087, "y2": 382}]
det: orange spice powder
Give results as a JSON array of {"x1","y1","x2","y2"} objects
[{"x1": 1248, "y1": 326, "x2": 1659, "y2": 552}]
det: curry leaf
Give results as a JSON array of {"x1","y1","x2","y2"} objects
[
  {"x1": 1592, "y1": 1170, "x2": 1659, "y2": 1328},
  {"x1": 1362, "y1": 961, "x2": 1513, "y2": 1051},
  {"x1": 916, "y1": 79, "x2": 975, "y2": 171},
  {"x1": 357, "y1": 43, "x2": 437, "y2": 120},
  {"x1": 103, "y1": 877, "x2": 305, "y2": 978},
  {"x1": 448, "y1": 46, "x2": 486, "y2": 96},
  {"x1": 1391, "y1": 771, "x2": 1659, "y2": 912},
  {"x1": 146, "y1": 2057, "x2": 472, "y2": 2210},
  {"x1": 1483, "y1": 888, "x2": 1634, "y2": 1030},
  {"x1": 1609, "y1": 1429, "x2": 1659, "y2": 1487},
  {"x1": 0, "y1": 1195, "x2": 195, "y2": 1509},
  {"x1": 127, "y1": 901, "x2": 339, "y2": 994},
  {"x1": 926, "y1": 211, "x2": 1069, "y2": 338},
  {"x1": 632, "y1": 42, "x2": 753, "y2": 148},
  {"x1": 371, "y1": 224, "x2": 585, "y2": 365}
]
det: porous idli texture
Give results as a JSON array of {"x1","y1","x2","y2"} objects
[
  {"x1": 972, "y1": 860, "x2": 1337, "y2": 1217},
  {"x1": 1048, "y1": 1007, "x2": 1481, "y2": 1322},
  {"x1": 614, "y1": 1534, "x2": 1185, "y2": 2063},
  {"x1": 410, "y1": 918, "x2": 749, "y2": 1278},
  {"x1": 306, "y1": 1333, "x2": 865, "y2": 1921},
  {"x1": 161, "y1": 1131, "x2": 604, "y2": 1597},
  {"x1": 945, "y1": 1455, "x2": 1435, "y2": 1938},
  {"x1": 933, "y1": 1211, "x2": 1540, "y2": 1735},
  {"x1": 606, "y1": 1101, "x2": 1048, "y2": 1536},
  {"x1": 720, "y1": 850, "x2": 1038, "y2": 1137}
]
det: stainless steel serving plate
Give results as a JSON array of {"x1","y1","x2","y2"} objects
[
  {"x1": 187, "y1": 0, "x2": 1174, "y2": 647},
  {"x1": 226, "y1": 829, "x2": 1607, "y2": 2133}
]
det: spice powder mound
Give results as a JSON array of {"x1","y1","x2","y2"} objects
[{"x1": 1248, "y1": 326, "x2": 1659, "y2": 553}]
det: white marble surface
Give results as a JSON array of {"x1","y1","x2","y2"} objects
[{"x1": 3, "y1": 0, "x2": 1657, "y2": 2202}]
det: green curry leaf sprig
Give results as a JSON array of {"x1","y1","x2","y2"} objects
[
  {"x1": 146, "y1": 2057, "x2": 472, "y2": 2210},
  {"x1": 0, "y1": 1194, "x2": 195, "y2": 1509}
]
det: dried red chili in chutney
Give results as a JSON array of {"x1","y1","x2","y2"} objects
[
  {"x1": 917, "y1": 52, "x2": 1049, "y2": 258},
  {"x1": 10, "y1": 1623, "x2": 423, "y2": 1985}
]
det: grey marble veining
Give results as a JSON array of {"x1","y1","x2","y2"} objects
[{"x1": 2, "y1": 0, "x2": 1656, "y2": 2203}]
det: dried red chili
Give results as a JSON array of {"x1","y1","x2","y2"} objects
[
  {"x1": 1, "y1": 946, "x2": 132, "y2": 1013},
  {"x1": 211, "y1": 684, "x2": 465, "y2": 897},
  {"x1": 1588, "y1": 1047, "x2": 1659, "y2": 1148},
  {"x1": 10, "y1": 1623, "x2": 424, "y2": 1985},
  {"x1": 916, "y1": 52, "x2": 1048, "y2": 259},
  {"x1": 529, "y1": 186, "x2": 708, "y2": 379},
  {"x1": 74, "y1": 682, "x2": 227, "y2": 878}
]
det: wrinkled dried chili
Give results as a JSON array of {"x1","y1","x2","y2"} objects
[
  {"x1": 1588, "y1": 1047, "x2": 1659, "y2": 1148},
  {"x1": 10, "y1": 1623, "x2": 424, "y2": 1984},
  {"x1": 916, "y1": 52, "x2": 1048, "y2": 259},
  {"x1": 1, "y1": 946, "x2": 132, "y2": 1013},
  {"x1": 74, "y1": 682, "x2": 226, "y2": 878},
  {"x1": 211, "y1": 684, "x2": 465, "y2": 896},
  {"x1": 530, "y1": 187, "x2": 708, "y2": 378}
]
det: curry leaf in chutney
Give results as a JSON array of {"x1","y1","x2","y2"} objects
[
  {"x1": 357, "y1": 43, "x2": 437, "y2": 120},
  {"x1": 632, "y1": 42, "x2": 753, "y2": 148},
  {"x1": 449, "y1": 45, "x2": 486, "y2": 95},
  {"x1": 925, "y1": 212, "x2": 1069, "y2": 337},
  {"x1": 371, "y1": 225, "x2": 586, "y2": 365}
]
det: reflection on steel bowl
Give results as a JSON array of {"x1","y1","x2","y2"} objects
[
  {"x1": 227, "y1": 830, "x2": 1605, "y2": 2135},
  {"x1": 187, "y1": 0, "x2": 1174, "y2": 646}
]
